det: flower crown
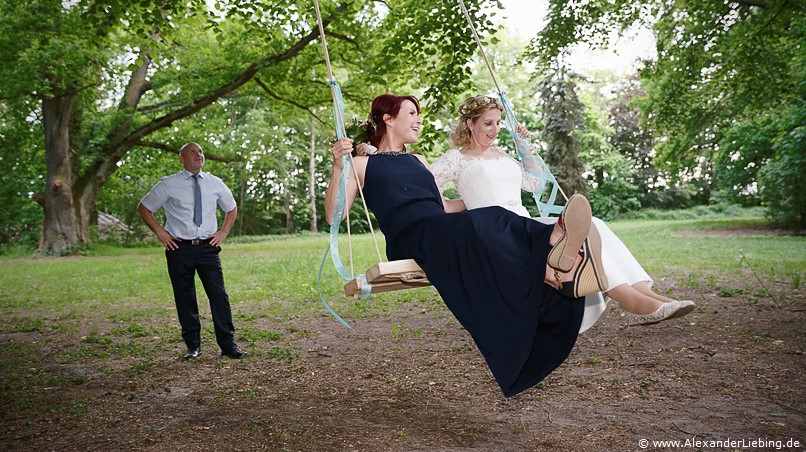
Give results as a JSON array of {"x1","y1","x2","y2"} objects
[{"x1": 459, "y1": 95, "x2": 503, "y2": 117}]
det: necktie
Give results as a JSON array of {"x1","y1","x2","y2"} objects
[{"x1": 192, "y1": 174, "x2": 202, "y2": 227}]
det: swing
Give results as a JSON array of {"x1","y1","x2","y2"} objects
[
  {"x1": 343, "y1": 260, "x2": 431, "y2": 296},
  {"x1": 313, "y1": 0, "x2": 569, "y2": 327},
  {"x1": 312, "y1": 0, "x2": 431, "y2": 304}
]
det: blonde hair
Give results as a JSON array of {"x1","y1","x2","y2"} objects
[{"x1": 450, "y1": 95, "x2": 504, "y2": 148}]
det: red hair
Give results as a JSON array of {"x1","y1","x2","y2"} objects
[{"x1": 367, "y1": 94, "x2": 421, "y2": 148}]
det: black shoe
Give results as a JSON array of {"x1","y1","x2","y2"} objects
[
  {"x1": 220, "y1": 344, "x2": 247, "y2": 359},
  {"x1": 181, "y1": 348, "x2": 201, "y2": 361}
]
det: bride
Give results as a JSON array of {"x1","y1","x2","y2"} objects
[{"x1": 429, "y1": 95, "x2": 695, "y2": 330}]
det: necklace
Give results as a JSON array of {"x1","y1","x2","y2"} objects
[{"x1": 375, "y1": 151, "x2": 409, "y2": 156}]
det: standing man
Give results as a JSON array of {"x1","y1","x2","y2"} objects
[{"x1": 137, "y1": 142, "x2": 247, "y2": 360}]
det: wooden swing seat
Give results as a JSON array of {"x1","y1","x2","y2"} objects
[{"x1": 344, "y1": 259, "x2": 431, "y2": 297}]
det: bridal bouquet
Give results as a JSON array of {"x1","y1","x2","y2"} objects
[{"x1": 344, "y1": 117, "x2": 377, "y2": 155}]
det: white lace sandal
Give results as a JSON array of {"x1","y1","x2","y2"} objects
[{"x1": 623, "y1": 300, "x2": 696, "y2": 326}]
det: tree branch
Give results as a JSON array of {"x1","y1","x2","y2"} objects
[
  {"x1": 326, "y1": 30, "x2": 361, "y2": 51},
  {"x1": 134, "y1": 140, "x2": 243, "y2": 162},
  {"x1": 253, "y1": 77, "x2": 326, "y2": 125},
  {"x1": 119, "y1": 48, "x2": 153, "y2": 110},
  {"x1": 96, "y1": 47, "x2": 153, "y2": 162},
  {"x1": 123, "y1": 2, "x2": 351, "y2": 145},
  {"x1": 77, "y1": 3, "x2": 349, "y2": 196},
  {"x1": 731, "y1": 0, "x2": 770, "y2": 8},
  {"x1": 135, "y1": 99, "x2": 180, "y2": 114}
]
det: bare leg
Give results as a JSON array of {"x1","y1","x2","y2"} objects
[
  {"x1": 549, "y1": 218, "x2": 672, "y2": 314},
  {"x1": 632, "y1": 281, "x2": 677, "y2": 303},
  {"x1": 605, "y1": 283, "x2": 664, "y2": 315}
]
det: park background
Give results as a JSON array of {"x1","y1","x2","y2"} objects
[
  {"x1": 0, "y1": 0, "x2": 803, "y2": 253},
  {"x1": 1, "y1": 0, "x2": 804, "y2": 450}
]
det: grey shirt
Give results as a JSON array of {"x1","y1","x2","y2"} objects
[{"x1": 140, "y1": 170, "x2": 236, "y2": 240}]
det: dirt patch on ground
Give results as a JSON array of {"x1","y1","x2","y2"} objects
[{"x1": 2, "y1": 272, "x2": 804, "y2": 451}]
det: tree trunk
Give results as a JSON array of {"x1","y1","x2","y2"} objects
[
  {"x1": 284, "y1": 187, "x2": 293, "y2": 233},
  {"x1": 308, "y1": 116, "x2": 318, "y2": 232},
  {"x1": 34, "y1": 18, "x2": 333, "y2": 253},
  {"x1": 40, "y1": 94, "x2": 80, "y2": 254},
  {"x1": 239, "y1": 176, "x2": 246, "y2": 236},
  {"x1": 40, "y1": 92, "x2": 124, "y2": 254}
]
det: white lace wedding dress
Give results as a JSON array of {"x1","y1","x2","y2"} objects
[{"x1": 431, "y1": 148, "x2": 653, "y2": 333}]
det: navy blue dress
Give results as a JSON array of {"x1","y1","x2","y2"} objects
[{"x1": 362, "y1": 153, "x2": 584, "y2": 397}]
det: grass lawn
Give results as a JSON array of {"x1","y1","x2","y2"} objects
[
  {"x1": 1, "y1": 216, "x2": 803, "y2": 336},
  {"x1": 0, "y1": 215, "x2": 803, "y2": 450}
]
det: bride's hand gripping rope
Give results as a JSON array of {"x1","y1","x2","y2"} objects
[{"x1": 514, "y1": 123, "x2": 533, "y2": 155}]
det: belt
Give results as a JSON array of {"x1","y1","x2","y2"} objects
[{"x1": 179, "y1": 238, "x2": 212, "y2": 246}]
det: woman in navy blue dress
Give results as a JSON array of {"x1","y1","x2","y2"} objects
[{"x1": 324, "y1": 94, "x2": 605, "y2": 397}]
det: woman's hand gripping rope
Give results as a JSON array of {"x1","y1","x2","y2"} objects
[{"x1": 330, "y1": 137, "x2": 354, "y2": 169}]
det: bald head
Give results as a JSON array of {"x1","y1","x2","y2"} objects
[{"x1": 179, "y1": 142, "x2": 205, "y2": 174}]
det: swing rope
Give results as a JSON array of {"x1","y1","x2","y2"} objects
[
  {"x1": 313, "y1": 0, "x2": 382, "y2": 263},
  {"x1": 313, "y1": 0, "x2": 390, "y2": 329},
  {"x1": 456, "y1": 0, "x2": 568, "y2": 217}
]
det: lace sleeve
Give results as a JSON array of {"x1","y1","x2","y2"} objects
[{"x1": 430, "y1": 149, "x2": 462, "y2": 188}]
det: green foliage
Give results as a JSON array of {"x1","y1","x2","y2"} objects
[
  {"x1": 585, "y1": 150, "x2": 641, "y2": 220},
  {"x1": 0, "y1": 0, "x2": 101, "y2": 98},
  {"x1": 375, "y1": 0, "x2": 500, "y2": 149},
  {"x1": 642, "y1": 1, "x2": 803, "y2": 211},
  {"x1": 0, "y1": 101, "x2": 45, "y2": 248},
  {"x1": 344, "y1": 119, "x2": 371, "y2": 151},
  {"x1": 531, "y1": 0, "x2": 805, "y2": 229},
  {"x1": 538, "y1": 66, "x2": 587, "y2": 195},
  {"x1": 576, "y1": 75, "x2": 641, "y2": 218},
  {"x1": 614, "y1": 203, "x2": 766, "y2": 222},
  {"x1": 607, "y1": 75, "x2": 667, "y2": 207},
  {"x1": 5, "y1": 0, "x2": 800, "y2": 253},
  {"x1": 0, "y1": 0, "x2": 503, "y2": 250},
  {"x1": 756, "y1": 102, "x2": 806, "y2": 230},
  {"x1": 528, "y1": 0, "x2": 647, "y2": 68}
]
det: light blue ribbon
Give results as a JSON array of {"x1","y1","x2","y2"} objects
[
  {"x1": 498, "y1": 93, "x2": 565, "y2": 217},
  {"x1": 315, "y1": 79, "x2": 373, "y2": 330},
  {"x1": 317, "y1": 245, "x2": 354, "y2": 330}
]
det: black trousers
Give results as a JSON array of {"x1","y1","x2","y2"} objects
[{"x1": 165, "y1": 241, "x2": 235, "y2": 350}]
